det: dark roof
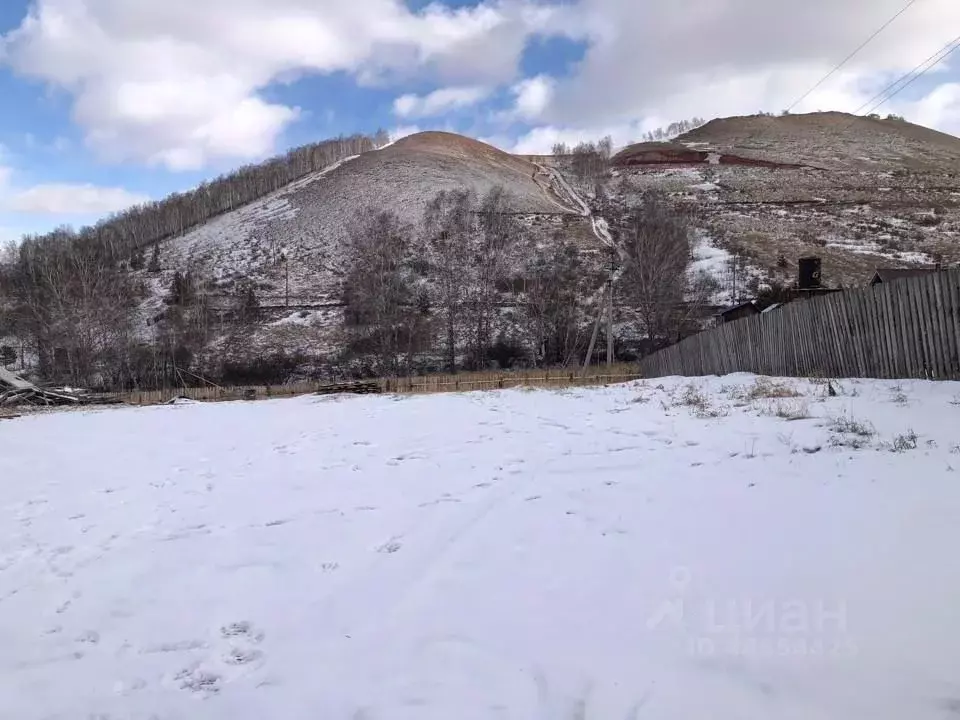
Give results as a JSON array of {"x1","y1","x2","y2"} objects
[
  {"x1": 870, "y1": 268, "x2": 942, "y2": 284},
  {"x1": 716, "y1": 301, "x2": 759, "y2": 316}
]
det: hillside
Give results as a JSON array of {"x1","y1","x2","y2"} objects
[
  {"x1": 152, "y1": 132, "x2": 581, "y2": 304},
  {"x1": 132, "y1": 131, "x2": 602, "y2": 376},
  {"x1": 6, "y1": 112, "x2": 960, "y2": 388},
  {"x1": 606, "y1": 112, "x2": 960, "y2": 290}
]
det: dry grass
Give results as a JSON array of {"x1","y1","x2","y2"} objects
[
  {"x1": 828, "y1": 414, "x2": 877, "y2": 450},
  {"x1": 887, "y1": 430, "x2": 919, "y2": 453},
  {"x1": 757, "y1": 398, "x2": 812, "y2": 421},
  {"x1": 675, "y1": 382, "x2": 729, "y2": 418},
  {"x1": 731, "y1": 377, "x2": 803, "y2": 401}
]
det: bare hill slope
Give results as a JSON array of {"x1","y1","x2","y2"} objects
[
  {"x1": 155, "y1": 132, "x2": 576, "y2": 303},
  {"x1": 605, "y1": 112, "x2": 960, "y2": 290}
]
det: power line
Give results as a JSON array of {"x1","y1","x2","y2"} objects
[
  {"x1": 786, "y1": 0, "x2": 919, "y2": 113},
  {"x1": 852, "y1": 32, "x2": 960, "y2": 117}
]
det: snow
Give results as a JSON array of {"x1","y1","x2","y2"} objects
[
  {"x1": 825, "y1": 238, "x2": 933, "y2": 265},
  {"x1": 690, "y1": 182, "x2": 720, "y2": 192},
  {"x1": 689, "y1": 232, "x2": 736, "y2": 303},
  {"x1": 269, "y1": 310, "x2": 319, "y2": 327},
  {"x1": 3, "y1": 377, "x2": 960, "y2": 719}
]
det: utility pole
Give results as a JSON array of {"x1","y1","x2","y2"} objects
[
  {"x1": 582, "y1": 286, "x2": 606, "y2": 373},
  {"x1": 606, "y1": 248, "x2": 614, "y2": 366},
  {"x1": 731, "y1": 253, "x2": 739, "y2": 304},
  {"x1": 281, "y1": 252, "x2": 289, "y2": 308}
]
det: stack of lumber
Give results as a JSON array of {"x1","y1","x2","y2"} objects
[
  {"x1": 315, "y1": 380, "x2": 382, "y2": 396},
  {"x1": 0, "y1": 367, "x2": 83, "y2": 406}
]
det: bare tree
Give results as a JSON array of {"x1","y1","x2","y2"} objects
[
  {"x1": 341, "y1": 210, "x2": 422, "y2": 376},
  {"x1": 4, "y1": 228, "x2": 142, "y2": 387},
  {"x1": 619, "y1": 193, "x2": 693, "y2": 349},
  {"x1": 464, "y1": 186, "x2": 518, "y2": 369},
  {"x1": 420, "y1": 189, "x2": 474, "y2": 372},
  {"x1": 641, "y1": 117, "x2": 707, "y2": 143},
  {"x1": 571, "y1": 141, "x2": 609, "y2": 185},
  {"x1": 523, "y1": 233, "x2": 586, "y2": 366}
]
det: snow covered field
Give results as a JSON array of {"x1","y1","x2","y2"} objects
[{"x1": 2, "y1": 376, "x2": 960, "y2": 719}]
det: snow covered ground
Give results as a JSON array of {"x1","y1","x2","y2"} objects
[{"x1": 2, "y1": 376, "x2": 960, "y2": 719}]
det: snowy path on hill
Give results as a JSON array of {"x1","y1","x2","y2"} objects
[{"x1": 2, "y1": 377, "x2": 960, "y2": 719}]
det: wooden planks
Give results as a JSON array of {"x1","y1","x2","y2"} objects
[{"x1": 638, "y1": 269, "x2": 960, "y2": 381}]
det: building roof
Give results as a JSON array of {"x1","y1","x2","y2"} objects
[
  {"x1": 717, "y1": 301, "x2": 759, "y2": 316},
  {"x1": 0, "y1": 366, "x2": 34, "y2": 391},
  {"x1": 870, "y1": 268, "x2": 942, "y2": 285}
]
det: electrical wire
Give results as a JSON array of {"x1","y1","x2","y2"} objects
[
  {"x1": 786, "y1": 0, "x2": 920, "y2": 113},
  {"x1": 852, "y1": 32, "x2": 960, "y2": 117}
]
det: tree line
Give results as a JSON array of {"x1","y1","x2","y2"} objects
[
  {"x1": 0, "y1": 131, "x2": 385, "y2": 388},
  {"x1": 0, "y1": 130, "x2": 718, "y2": 388},
  {"x1": 339, "y1": 187, "x2": 718, "y2": 377},
  {"x1": 339, "y1": 186, "x2": 600, "y2": 376}
]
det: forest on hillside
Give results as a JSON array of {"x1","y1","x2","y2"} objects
[{"x1": 0, "y1": 129, "x2": 719, "y2": 390}]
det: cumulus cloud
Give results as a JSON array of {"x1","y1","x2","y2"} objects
[
  {"x1": 509, "y1": 74, "x2": 555, "y2": 120},
  {"x1": 389, "y1": 125, "x2": 423, "y2": 141},
  {"x1": 536, "y1": 0, "x2": 960, "y2": 130},
  {"x1": 0, "y1": 0, "x2": 555, "y2": 170},
  {"x1": 3, "y1": 0, "x2": 960, "y2": 175},
  {"x1": 904, "y1": 83, "x2": 960, "y2": 136},
  {"x1": 5, "y1": 183, "x2": 150, "y2": 215},
  {"x1": 393, "y1": 86, "x2": 490, "y2": 118}
]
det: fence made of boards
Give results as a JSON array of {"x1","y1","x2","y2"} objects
[
  {"x1": 638, "y1": 268, "x2": 960, "y2": 380},
  {"x1": 119, "y1": 366, "x2": 644, "y2": 406}
]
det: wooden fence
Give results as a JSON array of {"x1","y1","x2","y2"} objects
[
  {"x1": 638, "y1": 268, "x2": 960, "y2": 380},
  {"x1": 119, "y1": 365, "x2": 644, "y2": 406}
]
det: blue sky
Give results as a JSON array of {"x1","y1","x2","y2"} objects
[{"x1": 1, "y1": 0, "x2": 959, "y2": 242}]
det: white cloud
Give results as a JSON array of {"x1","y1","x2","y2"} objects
[
  {"x1": 493, "y1": 121, "x2": 646, "y2": 154},
  {"x1": 389, "y1": 125, "x2": 423, "y2": 141},
  {"x1": 508, "y1": 74, "x2": 554, "y2": 120},
  {"x1": 536, "y1": 0, "x2": 960, "y2": 130},
  {"x1": 904, "y1": 83, "x2": 960, "y2": 136},
  {"x1": 393, "y1": 86, "x2": 490, "y2": 118},
  {"x1": 1, "y1": 0, "x2": 554, "y2": 170},
  {"x1": 4, "y1": 183, "x2": 149, "y2": 215}
]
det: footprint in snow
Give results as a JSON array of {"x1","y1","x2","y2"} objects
[
  {"x1": 175, "y1": 665, "x2": 221, "y2": 695},
  {"x1": 223, "y1": 647, "x2": 264, "y2": 666},
  {"x1": 76, "y1": 630, "x2": 100, "y2": 645},
  {"x1": 220, "y1": 621, "x2": 265, "y2": 643},
  {"x1": 377, "y1": 540, "x2": 402, "y2": 554}
]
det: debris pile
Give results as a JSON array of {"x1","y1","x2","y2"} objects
[
  {"x1": 315, "y1": 380, "x2": 382, "y2": 396},
  {"x1": 0, "y1": 367, "x2": 84, "y2": 407}
]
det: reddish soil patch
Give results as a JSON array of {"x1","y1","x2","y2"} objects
[{"x1": 612, "y1": 142, "x2": 805, "y2": 170}]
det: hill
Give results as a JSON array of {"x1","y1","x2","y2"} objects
[
  {"x1": 603, "y1": 112, "x2": 960, "y2": 292},
  {"x1": 154, "y1": 131, "x2": 579, "y2": 304},
  {"x1": 5, "y1": 112, "x2": 960, "y2": 389}
]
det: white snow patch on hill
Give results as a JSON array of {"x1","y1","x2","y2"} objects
[{"x1": 2, "y1": 377, "x2": 960, "y2": 719}]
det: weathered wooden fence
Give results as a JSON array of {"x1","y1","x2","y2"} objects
[
  {"x1": 119, "y1": 365, "x2": 644, "y2": 406},
  {"x1": 638, "y1": 268, "x2": 960, "y2": 380}
]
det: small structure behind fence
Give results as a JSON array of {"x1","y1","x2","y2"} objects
[{"x1": 638, "y1": 268, "x2": 960, "y2": 380}]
